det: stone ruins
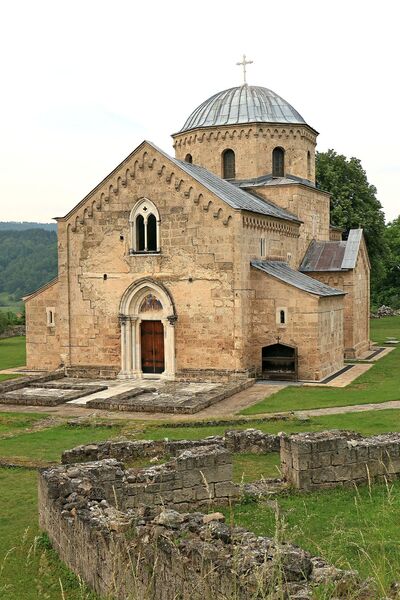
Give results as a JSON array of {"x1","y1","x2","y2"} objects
[{"x1": 38, "y1": 428, "x2": 398, "y2": 598}]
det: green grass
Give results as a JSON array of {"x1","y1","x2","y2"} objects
[
  {"x1": 226, "y1": 480, "x2": 400, "y2": 594},
  {"x1": 233, "y1": 453, "x2": 280, "y2": 482},
  {"x1": 0, "y1": 411, "x2": 49, "y2": 435},
  {"x1": 0, "y1": 467, "x2": 98, "y2": 599},
  {"x1": 0, "y1": 336, "x2": 26, "y2": 370},
  {"x1": 370, "y1": 315, "x2": 400, "y2": 344},
  {"x1": 241, "y1": 317, "x2": 400, "y2": 415},
  {"x1": 138, "y1": 407, "x2": 400, "y2": 440},
  {"x1": 0, "y1": 424, "x2": 122, "y2": 463},
  {"x1": 0, "y1": 373, "x2": 21, "y2": 382}
]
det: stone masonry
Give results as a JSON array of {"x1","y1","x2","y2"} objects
[
  {"x1": 39, "y1": 441, "x2": 368, "y2": 599},
  {"x1": 281, "y1": 430, "x2": 400, "y2": 490},
  {"x1": 62, "y1": 428, "x2": 281, "y2": 464}
]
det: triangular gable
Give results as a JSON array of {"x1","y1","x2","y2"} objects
[{"x1": 56, "y1": 140, "x2": 301, "y2": 225}]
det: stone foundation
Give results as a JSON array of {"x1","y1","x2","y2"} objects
[
  {"x1": 62, "y1": 428, "x2": 280, "y2": 464},
  {"x1": 281, "y1": 430, "x2": 400, "y2": 490},
  {"x1": 39, "y1": 443, "x2": 366, "y2": 599}
]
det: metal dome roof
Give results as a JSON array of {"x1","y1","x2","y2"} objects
[{"x1": 179, "y1": 85, "x2": 306, "y2": 133}]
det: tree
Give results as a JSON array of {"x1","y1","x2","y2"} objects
[
  {"x1": 316, "y1": 150, "x2": 388, "y2": 294},
  {"x1": 376, "y1": 216, "x2": 400, "y2": 308}
]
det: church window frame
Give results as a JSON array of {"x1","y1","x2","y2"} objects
[
  {"x1": 307, "y1": 150, "x2": 312, "y2": 179},
  {"x1": 46, "y1": 307, "x2": 55, "y2": 327},
  {"x1": 276, "y1": 307, "x2": 287, "y2": 327},
  {"x1": 222, "y1": 148, "x2": 236, "y2": 179},
  {"x1": 184, "y1": 153, "x2": 193, "y2": 163},
  {"x1": 129, "y1": 198, "x2": 161, "y2": 254},
  {"x1": 272, "y1": 147, "x2": 285, "y2": 177}
]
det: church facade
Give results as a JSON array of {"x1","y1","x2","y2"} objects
[{"x1": 25, "y1": 83, "x2": 370, "y2": 382}]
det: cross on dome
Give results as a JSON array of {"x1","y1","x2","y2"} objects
[{"x1": 236, "y1": 54, "x2": 253, "y2": 85}]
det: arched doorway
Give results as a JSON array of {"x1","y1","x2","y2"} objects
[
  {"x1": 118, "y1": 279, "x2": 177, "y2": 379},
  {"x1": 261, "y1": 343, "x2": 298, "y2": 380}
]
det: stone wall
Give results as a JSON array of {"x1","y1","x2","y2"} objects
[
  {"x1": 61, "y1": 428, "x2": 280, "y2": 464},
  {"x1": 281, "y1": 430, "x2": 400, "y2": 490},
  {"x1": 39, "y1": 446, "x2": 365, "y2": 599},
  {"x1": 25, "y1": 279, "x2": 61, "y2": 370},
  {"x1": 173, "y1": 122, "x2": 317, "y2": 183},
  {"x1": 248, "y1": 267, "x2": 344, "y2": 381},
  {"x1": 0, "y1": 325, "x2": 25, "y2": 339},
  {"x1": 309, "y1": 237, "x2": 370, "y2": 360}
]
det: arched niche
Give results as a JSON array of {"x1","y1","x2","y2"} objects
[{"x1": 118, "y1": 279, "x2": 177, "y2": 379}]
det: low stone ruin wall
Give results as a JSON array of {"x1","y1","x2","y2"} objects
[
  {"x1": 62, "y1": 428, "x2": 280, "y2": 464},
  {"x1": 0, "y1": 370, "x2": 64, "y2": 395},
  {"x1": 39, "y1": 445, "x2": 365, "y2": 599},
  {"x1": 281, "y1": 430, "x2": 400, "y2": 490}
]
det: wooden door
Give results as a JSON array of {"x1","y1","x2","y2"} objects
[{"x1": 140, "y1": 320, "x2": 165, "y2": 374}]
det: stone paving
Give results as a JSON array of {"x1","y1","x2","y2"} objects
[
  {"x1": 0, "y1": 381, "x2": 108, "y2": 406},
  {"x1": 83, "y1": 379, "x2": 254, "y2": 414}
]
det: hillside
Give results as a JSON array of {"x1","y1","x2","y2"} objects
[
  {"x1": 0, "y1": 221, "x2": 57, "y2": 231},
  {"x1": 0, "y1": 228, "x2": 57, "y2": 302}
]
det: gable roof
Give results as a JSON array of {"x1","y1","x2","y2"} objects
[
  {"x1": 151, "y1": 143, "x2": 302, "y2": 223},
  {"x1": 300, "y1": 229, "x2": 364, "y2": 272},
  {"x1": 251, "y1": 260, "x2": 345, "y2": 297},
  {"x1": 22, "y1": 277, "x2": 59, "y2": 302},
  {"x1": 57, "y1": 140, "x2": 303, "y2": 224}
]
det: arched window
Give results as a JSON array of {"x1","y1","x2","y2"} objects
[
  {"x1": 185, "y1": 154, "x2": 193, "y2": 163},
  {"x1": 136, "y1": 214, "x2": 145, "y2": 251},
  {"x1": 280, "y1": 310, "x2": 286, "y2": 324},
  {"x1": 307, "y1": 151, "x2": 311, "y2": 178},
  {"x1": 147, "y1": 214, "x2": 157, "y2": 251},
  {"x1": 129, "y1": 198, "x2": 160, "y2": 253},
  {"x1": 272, "y1": 147, "x2": 285, "y2": 177},
  {"x1": 222, "y1": 149, "x2": 235, "y2": 179}
]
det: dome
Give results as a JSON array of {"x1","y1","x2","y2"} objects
[{"x1": 179, "y1": 85, "x2": 306, "y2": 133}]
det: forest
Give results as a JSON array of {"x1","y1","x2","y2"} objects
[{"x1": 0, "y1": 227, "x2": 57, "y2": 303}]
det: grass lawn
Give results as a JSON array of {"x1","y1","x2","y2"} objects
[
  {"x1": 0, "y1": 467, "x2": 98, "y2": 600},
  {"x1": 138, "y1": 407, "x2": 400, "y2": 440},
  {"x1": 0, "y1": 423, "x2": 122, "y2": 463},
  {"x1": 225, "y1": 481, "x2": 400, "y2": 595},
  {"x1": 0, "y1": 373, "x2": 21, "y2": 382},
  {"x1": 0, "y1": 411, "x2": 49, "y2": 435},
  {"x1": 0, "y1": 336, "x2": 26, "y2": 370},
  {"x1": 241, "y1": 317, "x2": 400, "y2": 415}
]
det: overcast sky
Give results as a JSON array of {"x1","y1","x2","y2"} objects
[{"x1": 0, "y1": 0, "x2": 399, "y2": 224}]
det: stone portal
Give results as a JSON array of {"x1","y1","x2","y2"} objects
[{"x1": 118, "y1": 279, "x2": 176, "y2": 380}]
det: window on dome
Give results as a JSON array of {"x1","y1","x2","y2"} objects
[
  {"x1": 222, "y1": 149, "x2": 235, "y2": 179},
  {"x1": 307, "y1": 151, "x2": 311, "y2": 178},
  {"x1": 185, "y1": 154, "x2": 193, "y2": 163},
  {"x1": 129, "y1": 199, "x2": 160, "y2": 254},
  {"x1": 272, "y1": 147, "x2": 285, "y2": 177}
]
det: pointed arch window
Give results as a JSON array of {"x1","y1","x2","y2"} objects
[
  {"x1": 129, "y1": 198, "x2": 160, "y2": 254},
  {"x1": 222, "y1": 149, "x2": 235, "y2": 179},
  {"x1": 272, "y1": 147, "x2": 285, "y2": 177}
]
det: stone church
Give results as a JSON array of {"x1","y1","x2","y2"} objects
[{"x1": 25, "y1": 79, "x2": 370, "y2": 382}]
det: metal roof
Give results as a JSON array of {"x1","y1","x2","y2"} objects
[
  {"x1": 300, "y1": 229, "x2": 363, "y2": 272},
  {"x1": 151, "y1": 142, "x2": 302, "y2": 223},
  {"x1": 251, "y1": 260, "x2": 345, "y2": 297},
  {"x1": 342, "y1": 229, "x2": 363, "y2": 269},
  {"x1": 178, "y1": 85, "x2": 307, "y2": 133},
  {"x1": 234, "y1": 173, "x2": 315, "y2": 189}
]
